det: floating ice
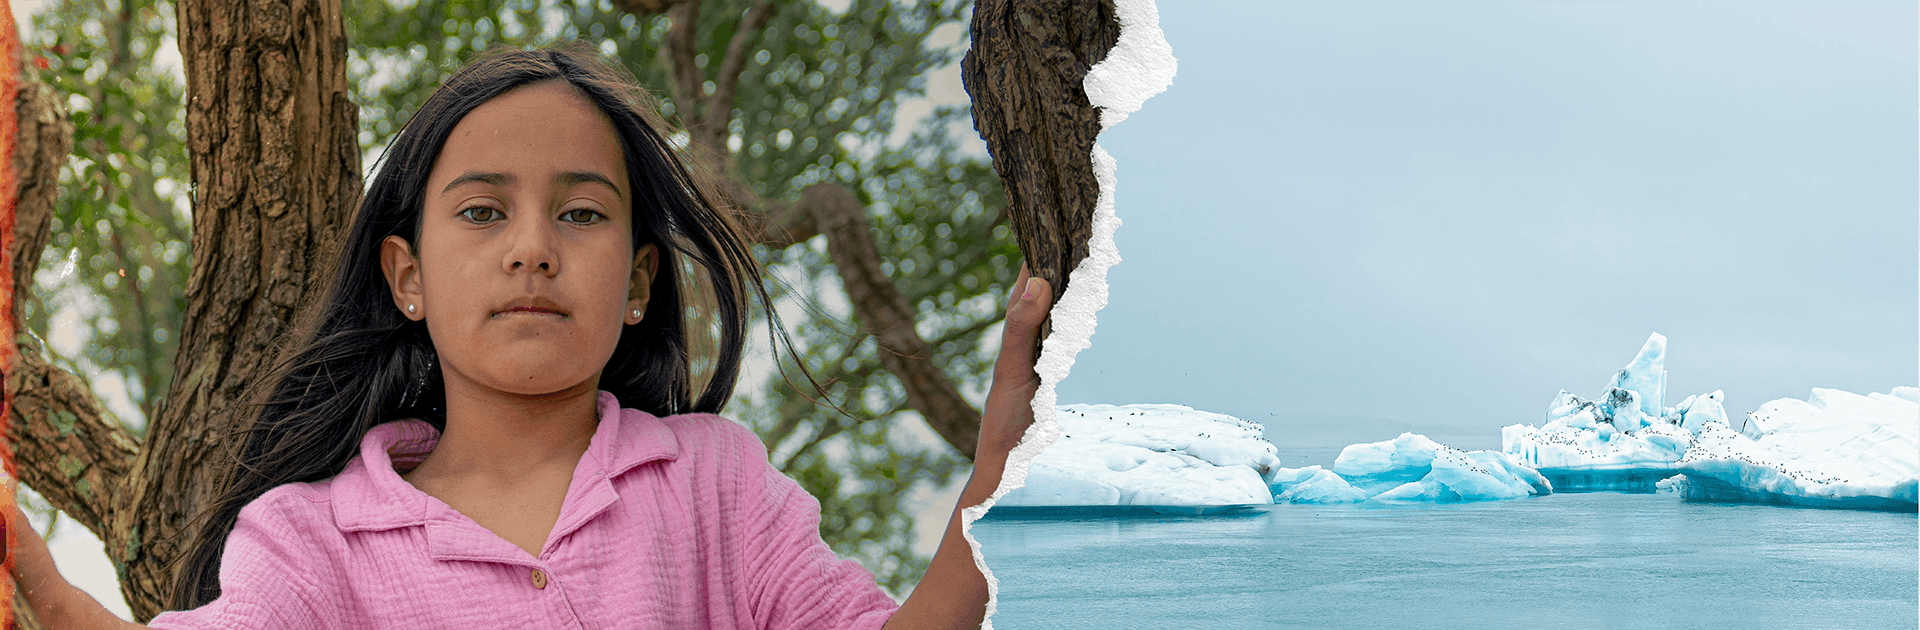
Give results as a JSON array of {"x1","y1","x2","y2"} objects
[
  {"x1": 1270, "y1": 433, "x2": 1550, "y2": 503},
  {"x1": 995, "y1": 404, "x2": 1281, "y2": 507},
  {"x1": 1670, "y1": 390, "x2": 1732, "y2": 436},
  {"x1": 1602, "y1": 333, "x2": 1667, "y2": 431},
  {"x1": 1675, "y1": 387, "x2": 1918, "y2": 510},
  {"x1": 1502, "y1": 333, "x2": 1719, "y2": 478},
  {"x1": 1268, "y1": 466, "x2": 1367, "y2": 503},
  {"x1": 1502, "y1": 393, "x2": 1698, "y2": 470}
]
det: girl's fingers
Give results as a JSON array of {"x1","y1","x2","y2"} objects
[
  {"x1": 995, "y1": 274, "x2": 1050, "y2": 383},
  {"x1": 1007, "y1": 263, "x2": 1032, "y2": 308}
]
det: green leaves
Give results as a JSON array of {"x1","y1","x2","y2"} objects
[{"x1": 26, "y1": 0, "x2": 192, "y2": 435}]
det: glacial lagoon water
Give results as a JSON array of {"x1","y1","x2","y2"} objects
[{"x1": 976, "y1": 450, "x2": 1918, "y2": 630}]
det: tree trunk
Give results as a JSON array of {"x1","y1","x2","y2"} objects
[
  {"x1": 5, "y1": 0, "x2": 359, "y2": 620},
  {"x1": 961, "y1": 0, "x2": 1120, "y2": 344}
]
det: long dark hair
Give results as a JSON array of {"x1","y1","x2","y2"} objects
[{"x1": 171, "y1": 45, "x2": 767, "y2": 610}]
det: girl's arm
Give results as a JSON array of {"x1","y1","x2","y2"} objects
[
  {"x1": 7, "y1": 504, "x2": 148, "y2": 629},
  {"x1": 885, "y1": 269, "x2": 1051, "y2": 630}
]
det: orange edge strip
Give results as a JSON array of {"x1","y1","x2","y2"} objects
[{"x1": 0, "y1": 2, "x2": 22, "y2": 627}]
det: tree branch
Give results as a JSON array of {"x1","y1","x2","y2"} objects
[
  {"x1": 608, "y1": 0, "x2": 684, "y2": 15},
  {"x1": 2, "y1": 46, "x2": 124, "y2": 540},
  {"x1": 701, "y1": 0, "x2": 776, "y2": 149},
  {"x1": 806, "y1": 182, "x2": 983, "y2": 460},
  {"x1": 5, "y1": 350, "x2": 140, "y2": 543},
  {"x1": 7, "y1": 45, "x2": 79, "y2": 630},
  {"x1": 9, "y1": 57, "x2": 69, "y2": 330},
  {"x1": 962, "y1": 0, "x2": 1119, "y2": 346},
  {"x1": 663, "y1": 1, "x2": 705, "y2": 147},
  {"x1": 737, "y1": 197, "x2": 820, "y2": 249}
]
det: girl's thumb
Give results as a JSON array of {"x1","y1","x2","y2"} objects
[{"x1": 1013, "y1": 276, "x2": 1051, "y2": 323}]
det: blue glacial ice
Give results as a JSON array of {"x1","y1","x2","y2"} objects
[
  {"x1": 997, "y1": 404, "x2": 1282, "y2": 507},
  {"x1": 1602, "y1": 333, "x2": 1667, "y2": 430},
  {"x1": 1270, "y1": 433, "x2": 1551, "y2": 503},
  {"x1": 1502, "y1": 333, "x2": 1722, "y2": 484},
  {"x1": 1672, "y1": 387, "x2": 1918, "y2": 511}
]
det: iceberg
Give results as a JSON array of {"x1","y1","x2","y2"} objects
[
  {"x1": 1601, "y1": 333, "x2": 1666, "y2": 431},
  {"x1": 1268, "y1": 466, "x2": 1367, "y2": 503},
  {"x1": 995, "y1": 404, "x2": 1281, "y2": 509},
  {"x1": 1501, "y1": 333, "x2": 1717, "y2": 491},
  {"x1": 1270, "y1": 433, "x2": 1551, "y2": 503},
  {"x1": 1673, "y1": 387, "x2": 1918, "y2": 511}
]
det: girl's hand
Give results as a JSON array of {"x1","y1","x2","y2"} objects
[
  {"x1": 883, "y1": 264, "x2": 1051, "y2": 630},
  {"x1": 973, "y1": 265, "x2": 1052, "y2": 470},
  {"x1": 7, "y1": 503, "x2": 145, "y2": 629}
]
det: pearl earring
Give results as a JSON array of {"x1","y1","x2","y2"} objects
[
  {"x1": 631, "y1": 309, "x2": 642, "y2": 318},
  {"x1": 407, "y1": 304, "x2": 416, "y2": 314}
]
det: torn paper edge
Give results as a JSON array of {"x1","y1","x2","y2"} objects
[{"x1": 960, "y1": 0, "x2": 1176, "y2": 627}]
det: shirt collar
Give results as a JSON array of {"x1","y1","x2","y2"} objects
[{"x1": 332, "y1": 390, "x2": 680, "y2": 533}]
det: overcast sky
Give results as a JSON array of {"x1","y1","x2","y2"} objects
[{"x1": 1055, "y1": 0, "x2": 1918, "y2": 450}]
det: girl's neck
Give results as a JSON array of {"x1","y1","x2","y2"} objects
[{"x1": 409, "y1": 379, "x2": 603, "y2": 481}]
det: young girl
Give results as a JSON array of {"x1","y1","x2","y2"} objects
[{"x1": 10, "y1": 45, "x2": 1051, "y2": 629}]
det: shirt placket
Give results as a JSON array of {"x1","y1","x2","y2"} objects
[{"x1": 520, "y1": 558, "x2": 587, "y2": 629}]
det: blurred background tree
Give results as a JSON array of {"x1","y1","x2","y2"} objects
[
  {"x1": 15, "y1": 0, "x2": 1017, "y2": 601},
  {"x1": 22, "y1": 0, "x2": 188, "y2": 437}
]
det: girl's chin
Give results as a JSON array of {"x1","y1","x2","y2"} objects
[{"x1": 464, "y1": 371, "x2": 601, "y2": 398}]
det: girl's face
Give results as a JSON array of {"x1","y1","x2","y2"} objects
[{"x1": 381, "y1": 81, "x2": 659, "y2": 401}]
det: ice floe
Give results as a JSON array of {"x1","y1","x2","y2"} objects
[
  {"x1": 1270, "y1": 433, "x2": 1551, "y2": 503},
  {"x1": 1501, "y1": 334, "x2": 1723, "y2": 485},
  {"x1": 1673, "y1": 387, "x2": 1917, "y2": 511},
  {"x1": 996, "y1": 404, "x2": 1281, "y2": 507}
]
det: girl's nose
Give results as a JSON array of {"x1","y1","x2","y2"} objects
[{"x1": 503, "y1": 219, "x2": 561, "y2": 276}]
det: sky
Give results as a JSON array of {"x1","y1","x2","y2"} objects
[{"x1": 1054, "y1": 0, "x2": 1919, "y2": 450}]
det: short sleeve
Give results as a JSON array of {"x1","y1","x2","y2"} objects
[
  {"x1": 726, "y1": 424, "x2": 899, "y2": 630},
  {"x1": 147, "y1": 489, "x2": 339, "y2": 630}
]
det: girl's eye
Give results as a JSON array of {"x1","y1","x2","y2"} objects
[
  {"x1": 459, "y1": 206, "x2": 503, "y2": 223},
  {"x1": 560, "y1": 208, "x2": 605, "y2": 225}
]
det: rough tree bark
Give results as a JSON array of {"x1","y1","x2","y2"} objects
[
  {"x1": 962, "y1": 0, "x2": 1120, "y2": 344},
  {"x1": 6, "y1": 0, "x2": 359, "y2": 620}
]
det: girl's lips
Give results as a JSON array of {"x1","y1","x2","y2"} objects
[
  {"x1": 493, "y1": 296, "x2": 570, "y2": 317},
  {"x1": 495, "y1": 307, "x2": 566, "y2": 319}
]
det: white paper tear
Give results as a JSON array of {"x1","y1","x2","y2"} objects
[{"x1": 962, "y1": 1, "x2": 1176, "y2": 627}]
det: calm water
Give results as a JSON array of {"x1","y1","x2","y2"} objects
[{"x1": 976, "y1": 449, "x2": 1918, "y2": 630}]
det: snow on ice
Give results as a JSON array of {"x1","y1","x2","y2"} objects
[
  {"x1": 1672, "y1": 387, "x2": 1918, "y2": 510},
  {"x1": 1502, "y1": 333, "x2": 1722, "y2": 471},
  {"x1": 996, "y1": 404, "x2": 1282, "y2": 507}
]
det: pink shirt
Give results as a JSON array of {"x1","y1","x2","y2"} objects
[{"x1": 148, "y1": 391, "x2": 900, "y2": 629}]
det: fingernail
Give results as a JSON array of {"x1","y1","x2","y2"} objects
[{"x1": 1022, "y1": 278, "x2": 1040, "y2": 301}]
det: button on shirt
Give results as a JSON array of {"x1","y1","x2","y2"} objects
[{"x1": 148, "y1": 391, "x2": 899, "y2": 629}]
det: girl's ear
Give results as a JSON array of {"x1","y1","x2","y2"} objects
[
  {"x1": 626, "y1": 243, "x2": 660, "y2": 325},
  {"x1": 381, "y1": 235, "x2": 426, "y2": 321}
]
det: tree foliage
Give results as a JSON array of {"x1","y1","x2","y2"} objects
[{"x1": 23, "y1": 0, "x2": 191, "y2": 434}]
